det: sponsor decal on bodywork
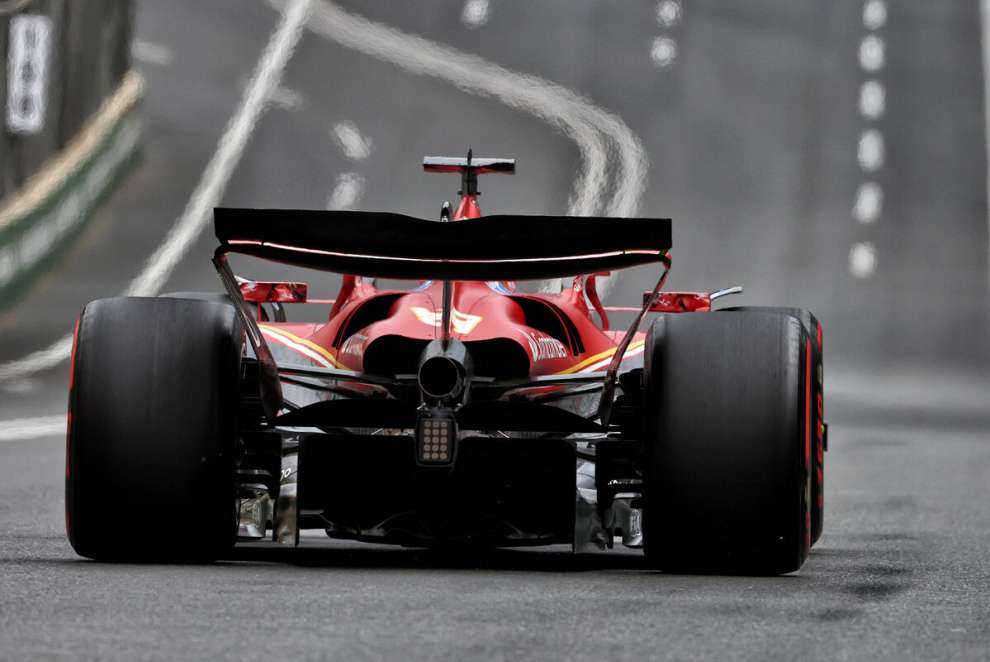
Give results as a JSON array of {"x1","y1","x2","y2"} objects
[
  {"x1": 526, "y1": 331, "x2": 568, "y2": 361},
  {"x1": 410, "y1": 306, "x2": 483, "y2": 335}
]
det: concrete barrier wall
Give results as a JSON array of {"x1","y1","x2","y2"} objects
[{"x1": 0, "y1": 0, "x2": 141, "y2": 308}]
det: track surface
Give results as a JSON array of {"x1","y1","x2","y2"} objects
[{"x1": 1, "y1": 1, "x2": 989, "y2": 659}]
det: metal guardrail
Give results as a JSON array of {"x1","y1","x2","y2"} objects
[{"x1": 0, "y1": 0, "x2": 134, "y2": 201}]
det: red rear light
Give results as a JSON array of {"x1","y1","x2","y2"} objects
[
  {"x1": 239, "y1": 280, "x2": 308, "y2": 303},
  {"x1": 416, "y1": 410, "x2": 457, "y2": 466},
  {"x1": 644, "y1": 291, "x2": 711, "y2": 313}
]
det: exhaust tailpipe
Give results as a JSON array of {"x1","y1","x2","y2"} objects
[{"x1": 417, "y1": 339, "x2": 472, "y2": 403}]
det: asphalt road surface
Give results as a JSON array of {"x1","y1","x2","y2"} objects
[{"x1": 1, "y1": 1, "x2": 988, "y2": 659}]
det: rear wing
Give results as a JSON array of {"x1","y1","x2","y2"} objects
[{"x1": 214, "y1": 208, "x2": 670, "y2": 281}]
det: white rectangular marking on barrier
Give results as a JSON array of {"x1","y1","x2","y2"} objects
[{"x1": 6, "y1": 15, "x2": 52, "y2": 135}]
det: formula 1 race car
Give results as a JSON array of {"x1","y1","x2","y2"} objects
[{"x1": 66, "y1": 153, "x2": 826, "y2": 574}]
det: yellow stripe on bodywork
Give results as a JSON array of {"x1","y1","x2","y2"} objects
[
  {"x1": 260, "y1": 325, "x2": 345, "y2": 368},
  {"x1": 555, "y1": 339, "x2": 644, "y2": 375},
  {"x1": 262, "y1": 324, "x2": 642, "y2": 376}
]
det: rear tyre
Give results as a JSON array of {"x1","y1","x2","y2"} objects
[
  {"x1": 66, "y1": 297, "x2": 243, "y2": 561},
  {"x1": 720, "y1": 306, "x2": 824, "y2": 545},
  {"x1": 642, "y1": 311, "x2": 813, "y2": 574},
  {"x1": 160, "y1": 291, "x2": 232, "y2": 305}
]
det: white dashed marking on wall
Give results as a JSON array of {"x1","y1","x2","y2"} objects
[
  {"x1": 851, "y1": 1, "x2": 887, "y2": 278},
  {"x1": 650, "y1": 36, "x2": 678, "y2": 68},
  {"x1": 656, "y1": 0, "x2": 682, "y2": 28},
  {"x1": 863, "y1": 0, "x2": 888, "y2": 30},
  {"x1": 857, "y1": 129, "x2": 885, "y2": 172},
  {"x1": 852, "y1": 182, "x2": 883, "y2": 224},
  {"x1": 859, "y1": 80, "x2": 885, "y2": 119},
  {"x1": 859, "y1": 34, "x2": 885, "y2": 72},
  {"x1": 650, "y1": 2, "x2": 681, "y2": 71}
]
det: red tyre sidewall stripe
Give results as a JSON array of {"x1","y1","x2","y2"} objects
[
  {"x1": 804, "y1": 338, "x2": 812, "y2": 550},
  {"x1": 815, "y1": 321, "x2": 824, "y2": 509},
  {"x1": 816, "y1": 391, "x2": 824, "y2": 505},
  {"x1": 66, "y1": 318, "x2": 80, "y2": 479},
  {"x1": 66, "y1": 317, "x2": 80, "y2": 536},
  {"x1": 69, "y1": 318, "x2": 80, "y2": 392}
]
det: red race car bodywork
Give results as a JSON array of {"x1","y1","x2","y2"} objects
[{"x1": 66, "y1": 152, "x2": 825, "y2": 574}]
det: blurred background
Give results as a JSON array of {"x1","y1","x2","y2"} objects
[
  {"x1": 2, "y1": 1, "x2": 988, "y2": 400},
  {"x1": 0, "y1": 1, "x2": 987, "y2": 659}
]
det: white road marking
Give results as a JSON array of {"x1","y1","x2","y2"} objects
[
  {"x1": 290, "y1": 0, "x2": 607, "y2": 218},
  {"x1": 981, "y1": 0, "x2": 990, "y2": 289},
  {"x1": 863, "y1": 0, "x2": 888, "y2": 31},
  {"x1": 327, "y1": 172, "x2": 365, "y2": 210},
  {"x1": 283, "y1": 0, "x2": 648, "y2": 295},
  {"x1": 859, "y1": 79, "x2": 885, "y2": 119},
  {"x1": 857, "y1": 129, "x2": 885, "y2": 172},
  {"x1": 127, "y1": 0, "x2": 312, "y2": 297},
  {"x1": 270, "y1": 85, "x2": 304, "y2": 110},
  {"x1": 849, "y1": 241, "x2": 877, "y2": 278},
  {"x1": 131, "y1": 39, "x2": 174, "y2": 67},
  {"x1": 0, "y1": 0, "x2": 314, "y2": 383},
  {"x1": 0, "y1": 336, "x2": 74, "y2": 383},
  {"x1": 0, "y1": 415, "x2": 65, "y2": 443},
  {"x1": 241, "y1": 77, "x2": 305, "y2": 110},
  {"x1": 656, "y1": 0, "x2": 682, "y2": 28},
  {"x1": 461, "y1": 0, "x2": 490, "y2": 28},
  {"x1": 859, "y1": 34, "x2": 885, "y2": 72},
  {"x1": 852, "y1": 182, "x2": 883, "y2": 224},
  {"x1": 0, "y1": 378, "x2": 41, "y2": 395},
  {"x1": 650, "y1": 36, "x2": 678, "y2": 68},
  {"x1": 332, "y1": 121, "x2": 373, "y2": 160}
]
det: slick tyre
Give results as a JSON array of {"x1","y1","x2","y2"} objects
[
  {"x1": 66, "y1": 297, "x2": 243, "y2": 562},
  {"x1": 721, "y1": 306, "x2": 825, "y2": 546},
  {"x1": 642, "y1": 311, "x2": 813, "y2": 574},
  {"x1": 160, "y1": 291, "x2": 233, "y2": 305}
]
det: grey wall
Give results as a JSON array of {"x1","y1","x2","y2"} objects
[{"x1": 0, "y1": 0, "x2": 133, "y2": 200}]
